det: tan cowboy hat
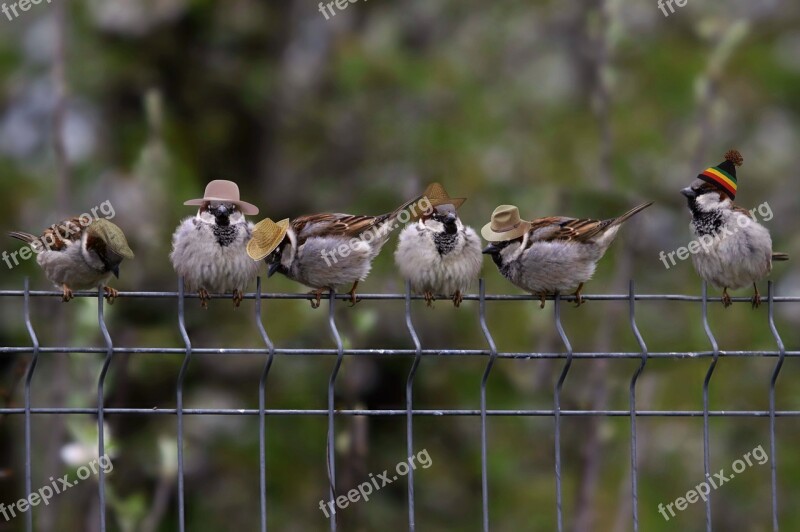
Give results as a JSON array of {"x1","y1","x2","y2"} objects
[
  {"x1": 184, "y1": 180, "x2": 260, "y2": 215},
  {"x1": 423, "y1": 182, "x2": 466, "y2": 210},
  {"x1": 481, "y1": 205, "x2": 531, "y2": 242},
  {"x1": 247, "y1": 218, "x2": 290, "y2": 260}
]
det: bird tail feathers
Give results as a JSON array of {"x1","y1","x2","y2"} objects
[
  {"x1": 612, "y1": 201, "x2": 654, "y2": 227},
  {"x1": 7, "y1": 231, "x2": 37, "y2": 244}
]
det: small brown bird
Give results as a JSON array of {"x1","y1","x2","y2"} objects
[
  {"x1": 394, "y1": 183, "x2": 482, "y2": 307},
  {"x1": 681, "y1": 149, "x2": 788, "y2": 308},
  {"x1": 248, "y1": 194, "x2": 426, "y2": 308},
  {"x1": 170, "y1": 180, "x2": 261, "y2": 309},
  {"x1": 8, "y1": 218, "x2": 134, "y2": 303},
  {"x1": 482, "y1": 202, "x2": 652, "y2": 308}
]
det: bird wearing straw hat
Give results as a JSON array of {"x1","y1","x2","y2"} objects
[
  {"x1": 170, "y1": 180, "x2": 261, "y2": 308},
  {"x1": 681, "y1": 150, "x2": 788, "y2": 308},
  {"x1": 481, "y1": 202, "x2": 652, "y2": 308},
  {"x1": 247, "y1": 193, "x2": 425, "y2": 309},
  {"x1": 7, "y1": 218, "x2": 134, "y2": 303},
  {"x1": 394, "y1": 183, "x2": 482, "y2": 307}
]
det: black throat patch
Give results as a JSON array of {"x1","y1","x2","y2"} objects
[
  {"x1": 213, "y1": 224, "x2": 238, "y2": 247},
  {"x1": 691, "y1": 210, "x2": 723, "y2": 236},
  {"x1": 434, "y1": 232, "x2": 458, "y2": 256}
]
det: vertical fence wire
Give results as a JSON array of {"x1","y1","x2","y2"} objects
[
  {"x1": 478, "y1": 279, "x2": 498, "y2": 532},
  {"x1": 255, "y1": 277, "x2": 275, "y2": 532},
  {"x1": 701, "y1": 281, "x2": 720, "y2": 532},
  {"x1": 175, "y1": 278, "x2": 192, "y2": 532},
  {"x1": 326, "y1": 290, "x2": 343, "y2": 532},
  {"x1": 404, "y1": 281, "x2": 422, "y2": 531},
  {"x1": 96, "y1": 292, "x2": 113, "y2": 532},
  {"x1": 553, "y1": 294, "x2": 573, "y2": 532},
  {"x1": 628, "y1": 280, "x2": 648, "y2": 532},
  {"x1": 767, "y1": 281, "x2": 785, "y2": 532},
  {"x1": 22, "y1": 278, "x2": 39, "y2": 532}
]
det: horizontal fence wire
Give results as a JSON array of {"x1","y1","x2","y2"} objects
[{"x1": 1, "y1": 277, "x2": 792, "y2": 532}]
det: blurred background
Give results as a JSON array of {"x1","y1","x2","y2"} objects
[{"x1": 1, "y1": 0, "x2": 800, "y2": 530}]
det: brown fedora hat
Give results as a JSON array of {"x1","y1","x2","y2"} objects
[
  {"x1": 481, "y1": 205, "x2": 531, "y2": 242},
  {"x1": 184, "y1": 180, "x2": 259, "y2": 215},
  {"x1": 247, "y1": 218, "x2": 290, "y2": 261},
  {"x1": 423, "y1": 182, "x2": 466, "y2": 210}
]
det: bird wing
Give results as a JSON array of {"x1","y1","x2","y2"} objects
[
  {"x1": 729, "y1": 201, "x2": 754, "y2": 219},
  {"x1": 528, "y1": 216, "x2": 608, "y2": 244},
  {"x1": 290, "y1": 194, "x2": 424, "y2": 247},
  {"x1": 528, "y1": 203, "x2": 653, "y2": 244},
  {"x1": 291, "y1": 213, "x2": 382, "y2": 246},
  {"x1": 8, "y1": 217, "x2": 85, "y2": 252}
]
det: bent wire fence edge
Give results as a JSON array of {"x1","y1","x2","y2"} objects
[{"x1": 0, "y1": 277, "x2": 793, "y2": 532}]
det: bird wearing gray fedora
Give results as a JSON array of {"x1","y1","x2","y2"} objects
[
  {"x1": 394, "y1": 182, "x2": 482, "y2": 307},
  {"x1": 170, "y1": 180, "x2": 261, "y2": 308},
  {"x1": 481, "y1": 202, "x2": 652, "y2": 308}
]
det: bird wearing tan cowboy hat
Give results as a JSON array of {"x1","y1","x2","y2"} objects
[
  {"x1": 481, "y1": 202, "x2": 652, "y2": 308},
  {"x1": 394, "y1": 182, "x2": 482, "y2": 307},
  {"x1": 246, "y1": 191, "x2": 425, "y2": 309},
  {"x1": 170, "y1": 179, "x2": 261, "y2": 308}
]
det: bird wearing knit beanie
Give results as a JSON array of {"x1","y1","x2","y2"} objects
[{"x1": 681, "y1": 150, "x2": 788, "y2": 308}]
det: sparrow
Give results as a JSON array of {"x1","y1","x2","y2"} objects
[
  {"x1": 8, "y1": 217, "x2": 134, "y2": 303},
  {"x1": 394, "y1": 183, "x2": 482, "y2": 307},
  {"x1": 481, "y1": 203, "x2": 652, "y2": 308},
  {"x1": 249, "y1": 194, "x2": 425, "y2": 308},
  {"x1": 170, "y1": 180, "x2": 261, "y2": 309},
  {"x1": 681, "y1": 149, "x2": 788, "y2": 308}
]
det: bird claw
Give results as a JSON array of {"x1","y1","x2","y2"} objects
[
  {"x1": 537, "y1": 293, "x2": 547, "y2": 309},
  {"x1": 198, "y1": 288, "x2": 210, "y2": 310},
  {"x1": 721, "y1": 288, "x2": 732, "y2": 308},
  {"x1": 347, "y1": 290, "x2": 361, "y2": 307},
  {"x1": 752, "y1": 285, "x2": 762, "y2": 309},
  {"x1": 309, "y1": 290, "x2": 324, "y2": 309},
  {"x1": 572, "y1": 283, "x2": 585, "y2": 308},
  {"x1": 346, "y1": 281, "x2": 360, "y2": 307},
  {"x1": 423, "y1": 291, "x2": 435, "y2": 308},
  {"x1": 232, "y1": 289, "x2": 244, "y2": 309},
  {"x1": 61, "y1": 284, "x2": 74, "y2": 303},
  {"x1": 452, "y1": 290, "x2": 463, "y2": 308},
  {"x1": 103, "y1": 286, "x2": 118, "y2": 305}
]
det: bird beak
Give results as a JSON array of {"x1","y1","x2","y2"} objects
[
  {"x1": 680, "y1": 187, "x2": 696, "y2": 199},
  {"x1": 215, "y1": 205, "x2": 229, "y2": 217},
  {"x1": 482, "y1": 243, "x2": 500, "y2": 255},
  {"x1": 112, "y1": 265, "x2": 120, "y2": 279},
  {"x1": 267, "y1": 261, "x2": 281, "y2": 278},
  {"x1": 444, "y1": 212, "x2": 457, "y2": 225}
]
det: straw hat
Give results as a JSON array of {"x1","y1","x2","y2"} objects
[
  {"x1": 481, "y1": 205, "x2": 531, "y2": 242},
  {"x1": 423, "y1": 182, "x2": 466, "y2": 210},
  {"x1": 247, "y1": 218, "x2": 290, "y2": 260},
  {"x1": 184, "y1": 180, "x2": 259, "y2": 215}
]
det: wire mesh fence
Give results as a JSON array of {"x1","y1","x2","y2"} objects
[{"x1": 0, "y1": 277, "x2": 795, "y2": 532}]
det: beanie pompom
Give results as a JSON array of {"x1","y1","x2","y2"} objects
[{"x1": 725, "y1": 149, "x2": 744, "y2": 167}]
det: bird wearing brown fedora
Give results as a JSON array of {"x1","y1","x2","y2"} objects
[
  {"x1": 170, "y1": 180, "x2": 261, "y2": 308},
  {"x1": 8, "y1": 218, "x2": 134, "y2": 303},
  {"x1": 247, "y1": 193, "x2": 425, "y2": 308},
  {"x1": 394, "y1": 183, "x2": 482, "y2": 307},
  {"x1": 681, "y1": 150, "x2": 788, "y2": 308},
  {"x1": 481, "y1": 203, "x2": 652, "y2": 308}
]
